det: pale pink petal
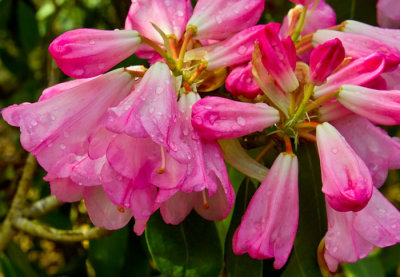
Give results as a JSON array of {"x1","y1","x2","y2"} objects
[
  {"x1": 39, "y1": 78, "x2": 93, "y2": 101},
  {"x1": 1, "y1": 69, "x2": 134, "y2": 178},
  {"x1": 84, "y1": 186, "x2": 132, "y2": 230},
  {"x1": 130, "y1": 185, "x2": 159, "y2": 220},
  {"x1": 316, "y1": 122, "x2": 373, "y2": 212},
  {"x1": 233, "y1": 153, "x2": 298, "y2": 269},
  {"x1": 88, "y1": 126, "x2": 117, "y2": 159},
  {"x1": 259, "y1": 23, "x2": 299, "y2": 93},
  {"x1": 226, "y1": 62, "x2": 262, "y2": 99},
  {"x1": 191, "y1": 97, "x2": 279, "y2": 140},
  {"x1": 382, "y1": 65, "x2": 400, "y2": 90},
  {"x1": 70, "y1": 156, "x2": 106, "y2": 187},
  {"x1": 133, "y1": 218, "x2": 148, "y2": 235},
  {"x1": 338, "y1": 85, "x2": 400, "y2": 125},
  {"x1": 309, "y1": 38, "x2": 345, "y2": 85},
  {"x1": 187, "y1": 0, "x2": 264, "y2": 40},
  {"x1": 160, "y1": 191, "x2": 195, "y2": 224},
  {"x1": 312, "y1": 30, "x2": 400, "y2": 70},
  {"x1": 319, "y1": 99, "x2": 353, "y2": 122},
  {"x1": 377, "y1": 0, "x2": 400, "y2": 28},
  {"x1": 106, "y1": 63, "x2": 178, "y2": 147},
  {"x1": 49, "y1": 29, "x2": 141, "y2": 78},
  {"x1": 302, "y1": 0, "x2": 336, "y2": 35},
  {"x1": 333, "y1": 115, "x2": 400, "y2": 187},
  {"x1": 125, "y1": 0, "x2": 192, "y2": 43},
  {"x1": 314, "y1": 53, "x2": 385, "y2": 98},
  {"x1": 44, "y1": 175, "x2": 84, "y2": 202}
]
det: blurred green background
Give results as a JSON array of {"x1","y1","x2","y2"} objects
[{"x1": 0, "y1": 0, "x2": 399, "y2": 276}]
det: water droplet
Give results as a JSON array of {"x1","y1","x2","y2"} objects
[
  {"x1": 331, "y1": 148, "x2": 338, "y2": 154},
  {"x1": 332, "y1": 246, "x2": 338, "y2": 253},
  {"x1": 60, "y1": 144, "x2": 66, "y2": 150},
  {"x1": 215, "y1": 15, "x2": 222, "y2": 24},
  {"x1": 149, "y1": 107, "x2": 155, "y2": 114},
  {"x1": 140, "y1": 95, "x2": 146, "y2": 101},
  {"x1": 238, "y1": 45, "x2": 247, "y2": 55},
  {"x1": 170, "y1": 143, "x2": 178, "y2": 151},
  {"x1": 237, "y1": 116, "x2": 246, "y2": 126},
  {"x1": 63, "y1": 131, "x2": 70, "y2": 138},
  {"x1": 50, "y1": 114, "x2": 56, "y2": 121},
  {"x1": 156, "y1": 87, "x2": 163, "y2": 95},
  {"x1": 183, "y1": 128, "x2": 189, "y2": 136},
  {"x1": 391, "y1": 224, "x2": 397, "y2": 229},
  {"x1": 89, "y1": 40, "x2": 95, "y2": 45},
  {"x1": 74, "y1": 69, "x2": 84, "y2": 76},
  {"x1": 47, "y1": 142, "x2": 53, "y2": 148},
  {"x1": 204, "y1": 105, "x2": 212, "y2": 110},
  {"x1": 246, "y1": 77, "x2": 252, "y2": 84},
  {"x1": 176, "y1": 10, "x2": 184, "y2": 17},
  {"x1": 379, "y1": 208, "x2": 386, "y2": 214},
  {"x1": 31, "y1": 119, "x2": 38, "y2": 126}
]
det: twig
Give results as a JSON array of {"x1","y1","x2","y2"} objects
[{"x1": 24, "y1": 195, "x2": 63, "y2": 219}]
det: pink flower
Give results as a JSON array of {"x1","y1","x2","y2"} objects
[
  {"x1": 324, "y1": 187, "x2": 400, "y2": 272},
  {"x1": 49, "y1": 29, "x2": 142, "y2": 78},
  {"x1": 333, "y1": 115, "x2": 400, "y2": 187},
  {"x1": 233, "y1": 152, "x2": 299, "y2": 269},
  {"x1": 309, "y1": 38, "x2": 345, "y2": 85},
  {"x1": 191, "y1": 97, "x2": 280, "y2": 140},
  {"x1": 187, "y1": 0, "x2": 264, "y2": 40},
  {"x1": 225, "y1": 62, "x2": 263, "y2": 99},
  {"x1": 338, "y1": 85, "x2": 400, "y2": 125},
  {"x1": 312, "y1": 30, "x2": 400, "y2": 70},
  {"x1": 1, "y1": 68, "x2": 135, "y2": 178},
  {"x1": 377, "y1": 0, "x2": 400, "y2": 28},
  {"x1": 314, "y1": 53, "x2": 386, "y2": 98},
  {"x1": 259, "y1": 23, "x2": 299, "y2": 93},
  {"x1": 316, "y1": 122, "x2": 373, "y2": 212}
]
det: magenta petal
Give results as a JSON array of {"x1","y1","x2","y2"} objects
[
  {"x1": 49, "y1": 29, "x2": 141, "y2": 78},
  {"x1": 226, "y1": 62, "x2": 262, "y2": 99},
  {"x1": 45, "y1": 175, "x2": 84, "y2": 202},
  {"x1": 312, "y1": 30, "x2": 400, "y2": 70},
  {"x1": 333, "y1": 115, "x2": 400, "y2": 187},
  {"x1": 70, "y1": 156, "x2": 106, "y2": 187},
  {"x1": 106, "y1": 63, "x2": 178, "y2": 146},
  {"x1": 84, "y1": 186, "x2": 132, "y2": 230},
  {"x1": 382, "y1": 65, "x2": 400, "y2": 90},
  {"x1": 314, "y1": 53, "x2": 385, "y2": 98},
  {"x1": 338, "y1": 85, "x2": 400, "y2": 125},
  {"x1": 233, "y1": 153, "x2": 298, "y2": 269},
  {"x1": 125, "y1": 0, "x2": 192, "y2": 43},
  {"x1": 191, "y1": 97, "x2": 279, "y2": 140},
  {"x1": 316, "y1": 123, "x2": 373, "y2": 212},
  {"x1": 309, "y1": 38, "x2": 345, "y2": 85},
  {"x1": 187, "y1": 0, "x2": 264, "y2": 40},
  {"x1": 1, "y1": 69, "x2": 134, "y2": 178}
]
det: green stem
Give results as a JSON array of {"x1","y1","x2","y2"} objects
[
  {"x1": 287, "y1": 84, "x2": 315, "y2": 128},
  {"x1": 24, "y1": 195, "x2": 62, "y2": 219},
  {"x1": 305, "y1": 90, "x2": 339, "y2": 112},
  {"x1": 140, "y1": 36, "x2": 169, "y2": 61},
  {"x1": 291, "y1": 6, "x2": 308, "y2": 42}
]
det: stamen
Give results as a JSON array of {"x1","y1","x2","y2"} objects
[
  {"x1": 286, "y1": 8, "x2": 301, "y2": 37},
  {"x1": 299, "y1": 131, "x2": 317, "y2": 142},
  {"x1": 169, "y1": 37, "x2": 178, "y2": 59},
  {"x1": 296, "y1": 121, "x2": 320, "y2": 129},
  {"x1": 157, "y1": 146, "x2": 166, "y2": 174},
  {"x1": 183, "y1": 81, "x2": 192, "y2": 93},
  {"x1": 117, "y1": 206, "x2": 125, "y2": 213},
  {"x1": 202, "y1": 190, "x2": 210, "y2": 210},
  {"x1": 296, "y1": 42, "x2": 314, "y2": 55},
  {"x1": 284, "y1": 136, "x2": 293, "y2": 154},
  {"x1": 188, "y1": 62, "x2": 206, "y2": 83},
  {"x1": 177, "y1": 28, "x2": 195, "y2": 69}
]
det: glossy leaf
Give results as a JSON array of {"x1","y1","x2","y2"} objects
[
  {"x1": 225, "y1": 178, "x2": 263, "y2": 277},
  {"x1": 145, "y1": 211, "x2": 223, "y2": 277},
  {"x1": 5, "y1": 242, "x2": 42, "y2": 277},
  {"x1": 17, "y1": 1, "x2": 40, "y2": 53},
  {"x1": 281, "y1": 143, "x2": 327, "y2": 277},
  {"x1": 342, "y1": 255, "x2": 385, "y2": 277}
]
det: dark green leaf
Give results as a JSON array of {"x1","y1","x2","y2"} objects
[
  {"x1": 281, "y1": 143, "x2": 327, "y2": 277},
  {"x1": 378, "y1": 244, "x2": 400, "y2": 276},
  {"x1": 326, "y1": 0, "x2": 378, "y2": 25},
  {"x1": 146, "y1": 211, "x2": 223, "y2": 277},
  {"x1": 5, "y1": 242, "x2": 43, "y2": 277},
  {"x1": 88, "y1": 227, "x2": 129, "y2": 277},
  {"x1": 0, "y1": 0, "x2": 12, "y2": 29},
  {"x1": 17, "y1": 1, "x2": 40, "y2": 52},
  {"x1": 342, "y1": 255, "x2": 385, "y2": 277},
  {"x1": 225, "y1": 178, "x2": 263, "y2": 277},
  {"x1": 120, "y1": 233, "x2": 152, "y2": 277},
  {"x1": 1, "y1": 254, "x2": 19, "y2": 277}
]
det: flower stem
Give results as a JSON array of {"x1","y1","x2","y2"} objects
[
  {"x1": 287, "y1": 84, "x2": 315, "y2": 128},
  {"x1": 177, "y1": 28, "x2": 194, "y2": 70},
  {"x1": 305, "y1": 90, "x2": 339, "y2": 112},
  {"x1": 284, "y1": 136, "x2": 293, "y2": 154},
  {"x1": 291, "y1": 6, "x2": 308, "y2": 42}
]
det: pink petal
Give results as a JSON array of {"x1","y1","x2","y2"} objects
[
  {"x1": 233, "y1": 153, "x2": 299, "y2": 269},
  {"x1": 259, "y1": 23, "x2": 299, "y2": 93},
  {"x1": 187, "y1": 0, "x2": 264, "y2": 40},
  {"x1": 316, "y1": 122, "x2": 373, "y2": 212},
  {"x1": 382, "y1": 65, "x2": 400, "y2": 90},
  {"x1": 191, "y1": 97, "x2": 279, "y2": 140},
  {"x1": 49, "y1": 29, "x2": 141, "y2": 78},
  {"x1": 309, "y1": 38, "x2": 345, "y2": 85},
  {"x1": 377, "y1": 0, "x2": 400, "y2": 28},
  {"x1": 225, "y1": 62, "x2": 263, "y2": 99},
  {"x1": 314, "y1": 53, "x2": 386, "y2": 98},
  {"x1": 333, "y1": 115, "x2": 400, "y2": 187},
  {"x1": 130, "y1": 185, "x2": 159, "y2": 220},
  {"x1": 125, "y1": 0, "x2": 192, "y2": 43},
  {"x1": 70, "y1": 156, "x2": 106, "y2": 187},
  {"x1": 1, "y1": 69, "x2": 134, "y2": 178},
  {"x1": 312, "y1": 30, "x2": 400, "y2": 70},
  {"x1": 106, "y1": 63, "x2": 178, "y2": 147},
  {"x1": 39, "y1": 78, "x2": 93, "y2": 101},
  {"x1": 84, "y1": 186, "x2": 132, "y2": 230},
  {"x1": 319, "y1": 99, "x2": 353, "y2": 122},
  {"x1": 88, "y1": 126, "x2": 117, "y2": 159},
  {"x1": 133, "y1": 218, "x2": 149, "y2": 235},
  {"x1": 160, "y1": 191, "x2": 195, "y2": 224},
  {"x1": 338, "y1": 85, "x2": 400, "y2": 125},
  {"x1": 44, "y1": 175, "x2": 84, "y2": 202}
]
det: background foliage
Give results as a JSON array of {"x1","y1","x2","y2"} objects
[{"x1": 0, "y1": 0, "x2": 399, "y2": 276}]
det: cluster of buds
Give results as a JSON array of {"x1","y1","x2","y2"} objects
[{"x1": 2, "y1": 0, "x2": 400, "y2": 273}]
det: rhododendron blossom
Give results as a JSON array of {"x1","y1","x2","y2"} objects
[{"x1": 2, "y1": 0, "x2": 400, "y2": 275}]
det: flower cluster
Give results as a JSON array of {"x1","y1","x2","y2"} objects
[{"x1": 2, "y1": 0, "x2": 400, "y2": 273}]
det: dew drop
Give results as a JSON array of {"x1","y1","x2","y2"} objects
[
  {"x1": 238, "y1": 45, "x2": 247, "y2": 55},
  {"x1": 98, "y1": 63, "x2": 105, "y2": 70},
  {"x1": 50, "y1": 114, "x2": 56, "y2": 121},
  {"x1": 60, "y1": 144, "x2": 66, "y2": 150},
  {"x1": 182, "y1": 128, "x2": 189, "y2": 136},
  {"x1": 149, "y1": 107, "x2": 155, "y2": 114},
  {"x1": 391, "y1": 224, "x2": 397, "y2": 229},
  {"x1": 332, "y1": 246, "x2": 338, "y2": 253},
  {"x1": 379, "y1": 208, "x2": 386, "y2": 214},
  {"x1": 89, "y1": 40, "x2": 95, "y2": 45},
  {"x1": 156, "y1": 87, "x2": 163, "y2": 95},
  {"x1": 237, "y1": 116, "x2": 246, "y2": 126},
  {"x1": 176, "y1": 10, "x2": 184, "y2": 17},
  {"x1": 74, "y1": 69, "x2": 84, "y2": 76},
  {"x1": 215, "y1": 15, "x2": 222, "y2": 24},
  {"x1": 331, "y1": 148, "x2": 338, "y2": 154},
  {"x1": 31, "y1": 119, "x2": 38, "y2": 126},
  {"x1": 204, "y1": 105, "x2": 212, "y2": 110},
  {"x1": 170, "y1": 142, "x2": 178, "y2": 151}
]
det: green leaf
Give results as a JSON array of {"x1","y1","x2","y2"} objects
[
  {"x1": 145, "y1": 211, "x2": 223, "y2": 277},
  {"x1": 88, "y1": 227, "x2": 129, "y2": 277},
  {"x1": 17, "y1": 1, "x2": 40, "y2": 53},
  {"x1": 281, "y1": 143, "x2": 327, "y2": 277},
  {"x1": 1, "y1": 254, "x2": 19, "y2": 277},
  {"x1": 120, "y1": 234, "x2": 152, "y2": 277},
  {"x1": 225, "y1": 179, "x2": 263, "y2": 277},
  {"x1": 5, "y1": 242, "x2": 43, "y2": 277},
  {"x1": 0, "y1": 0, "x2": 12, "y2": 29},
  {"x1": 342, "y1": 255, "x2": 385, "y2": 277},
  {"x1": 378, "y1": 244, "x2": 400, "y2": 276}
]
